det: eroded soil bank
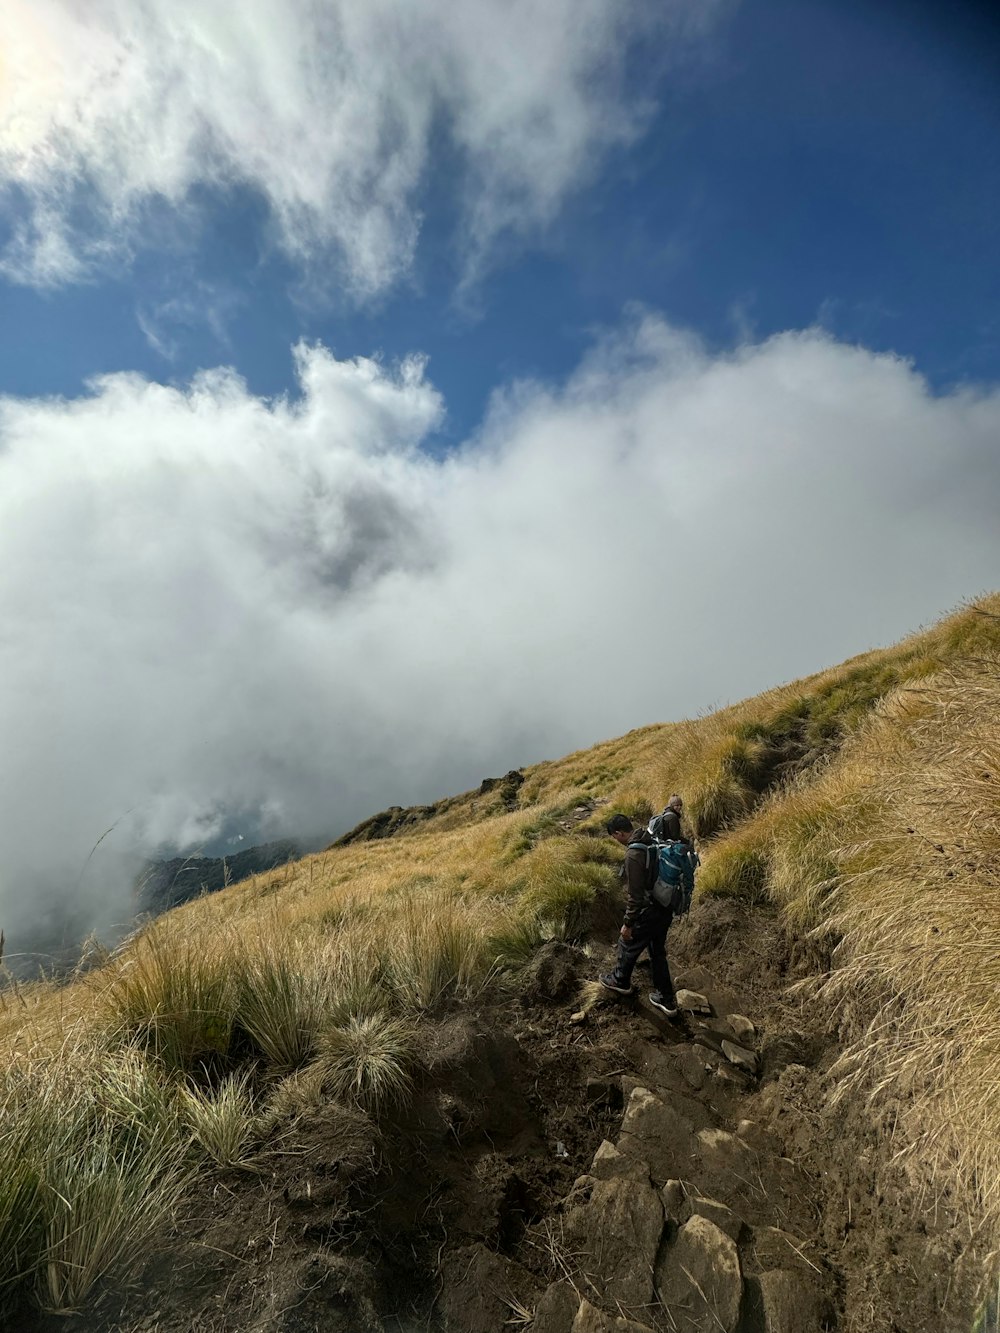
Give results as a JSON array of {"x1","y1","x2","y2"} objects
[{"x1": 37, "y1": 899, "x2": 983, "y2": 1333}]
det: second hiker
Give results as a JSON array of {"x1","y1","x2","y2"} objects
[{"x1": 649, "y1": 793, "x2": 685, "y2": 843}]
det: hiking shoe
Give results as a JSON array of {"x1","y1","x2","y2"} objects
[
  {"x1": 648, "y1": 992, "x2": 679, "y2": 1018},
  {"x1": 599, "y1": 973, "x2": 633, "y2": 995}
]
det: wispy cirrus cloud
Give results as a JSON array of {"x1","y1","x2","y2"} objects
[
  {"x1": 136, "y1": 282, "x2": 243, "y2": 361},
  {"x1": 0, "y1": 0, "x2": 726, "y2": 296}
]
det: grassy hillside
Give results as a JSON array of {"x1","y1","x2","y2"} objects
[{"x1": 1, "y1": 595, "x2": 998, "y2": 1320}]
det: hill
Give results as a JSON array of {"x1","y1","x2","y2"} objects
[
  {"x1": 137, "y1": 840, "x2": 300, "y2": 915},
  {"x1": 1, "y1": 596, "x2": 998, "y2": 1332}
]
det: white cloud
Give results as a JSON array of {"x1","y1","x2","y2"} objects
[
  {"x1": 0, "y1": 0, "x2": 719, "y2": 293},
  {"x1": 136, "y1": 282, "x2": 242, "y2": 360},
  {"x1": 1, "y1": 313, "x2": 999, "y2": 952}
]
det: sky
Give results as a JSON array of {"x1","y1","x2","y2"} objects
[{"x1": 1, "y1": 0, "x2": 999, "y2": 952}]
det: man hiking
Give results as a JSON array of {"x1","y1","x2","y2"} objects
[
  {"x1": 599, "y1": 812, "x2": 680, "y2": 1018},
  {"x1": 650, "y1": 793, "x2": 684, "y2": 843}
]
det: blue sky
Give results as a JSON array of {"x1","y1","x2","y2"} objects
[
  {"x1": 2, "y1": 0, "x2": 998, "y2": 442},
  {"x1": 3, "y1": 0, "x2": 1000, "y2": 932}
]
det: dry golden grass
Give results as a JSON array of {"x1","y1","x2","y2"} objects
[
  {"x1": 820, "y1": 657, "x2": 1000, "y2": 1241},
  {"x1": 2, "y1": 594, "x2": 1000, "y2": 1317},
  {"x1": 0, "y1": 1041, "x2": 190, "y2": 1315},
  {"x1": 697, "y1": 627, "x2": 1000, "y2": 1246},
  {"x1": 179, "y1": 1071, "x2": 259, "y2": 1169}
]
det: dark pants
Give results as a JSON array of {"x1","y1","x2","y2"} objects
[{"x1": 612, "y1": 906, "x2": 675, "y2": 1002}]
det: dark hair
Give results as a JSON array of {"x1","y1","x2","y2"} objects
[{"x1": 605, "y1": 813, "x2": 633, "y2": 836}]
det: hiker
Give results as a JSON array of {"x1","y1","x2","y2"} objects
[
  {"x1": 599, "y1": 813, "x2": 679, "y2": 1018},
  {"x1": 649, "y1": 793, "x2": 684, "y2": 843}
]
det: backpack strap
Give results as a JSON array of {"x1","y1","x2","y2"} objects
[{"x1": 627, "y1": 840, "x2": 658, "y2": 899}]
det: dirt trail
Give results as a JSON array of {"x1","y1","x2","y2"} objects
[{"x1": 40, "y1": 899, "x2": 982, "y2": 1333}]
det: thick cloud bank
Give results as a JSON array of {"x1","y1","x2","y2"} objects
[
  {"x1": 2, "y1": 315, "x2": 999, "y2": 946},
  {"x1": 0, "y1": 0, "x2": 714, "y2": 291}
]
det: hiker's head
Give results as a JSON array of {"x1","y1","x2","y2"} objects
[
  {"x1": 666, "y1": 794, "x2": 683, "y2": 813},
  {"x1": 605, "y1": 813, "x2": 633, "y2": 845}
]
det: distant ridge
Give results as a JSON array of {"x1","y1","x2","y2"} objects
[{"x1": 137, "y1": 839, "x2": 299, "y2": 914}]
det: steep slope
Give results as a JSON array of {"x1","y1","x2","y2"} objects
[{"x1": 2, "y1": 596, "x2": 999, "y2": 1332}]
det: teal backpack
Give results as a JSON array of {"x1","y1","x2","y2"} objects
[{"x1": 628, "y1": 838, "x2": 699, "y2": 915}]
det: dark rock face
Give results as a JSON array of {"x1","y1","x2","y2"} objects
[
  {"x1": 479, "y1": 769, "x2": 525, "y2": 807},
  {"x1": 137, "y1": 840, "x2": 299, "y2": 913},
  {"x1": 332, "y1": 768, "x2": 525, "y2": 848},
  {"x1": 329, "y1": 802, "x2": 442, "y2": 846}
]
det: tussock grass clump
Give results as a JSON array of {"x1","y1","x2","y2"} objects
[
  {"x1": 0, "y1": 1047, "x2": 189, "y2": 1317},
  {"x1": 696, "y1": 826, "x2": 770, "y2": 901},
  {"x1": 100, "y1": 927, "x2": 234, "y2": 1073},
  {"x1": 232, "y1": 937, "x2": 327, "y2": 1071},
  {"x1": 180, "y1": 1071, "x2": 258, "y2": 1169},
  {"x1": 522, "y1": 837, "x2": 613, "y2": 939},
  {"x1": 37, "y1": 1114, "x2": 186, "y2": 1313},
  {"x1": 382, "y1": 893, "x2": 507, "y2": 1008},
  {"x1": 316, "y1": 1014, "x2": 417, "y2": 1115}
]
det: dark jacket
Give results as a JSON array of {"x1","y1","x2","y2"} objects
[
  {"x1": 650, "y1": 807, "x2": 682, "y2": 842},
  {"x1": 621, "y1": 828, "x2": 658, "y2": 926}
]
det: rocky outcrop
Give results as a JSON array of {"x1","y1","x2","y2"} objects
[
  {"x1": 479, "y1": 768, "x2": 525, "y2": 808},
  {"x1": 330, "y1": 802, "x2": 443, "y2": 846}
]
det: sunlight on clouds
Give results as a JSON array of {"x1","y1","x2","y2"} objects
[
  {"x1": 0, "y1": 315, "x2": 998, "y2": 943},
  {"x1": 0, "y1": 0, "x2": 714, "y2": 293}
]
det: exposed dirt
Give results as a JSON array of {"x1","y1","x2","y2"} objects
[{"x1": 31, "y1": 899, "x2": 984, "y2": 1333}]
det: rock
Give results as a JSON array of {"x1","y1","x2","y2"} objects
[
  {"x1": 591, "y1": 1140, "x2": 641, "y2": 1181},
  {"x1": 676, "y1": 988, "x2": 712, "y2": 1016},
  {"x1": 721, "y1": 1039, "x2": 758, "y2": 1073},
  {"x1": 533, "y1": 1281, "x2": 580, "y2": 1333},
  {"x1": 564, "y1": 1176, "x2": 596, "y2": 1208},
  {"x1": 562, "y1": 1172, "x2": 664, "y2": 1307},
  {"x1": 675, "y1": 1046, "x2": 708, "y2": 1090},
  {"x1": 697, "y1": 1127, "x2": 745, "y2": 1157},
  {"x1": 688, "y1": 1195, "x2": 744, "y2": 1243},
  {"x1": 571, "y1": 1299, "x2": 656, "y2": 1332},
  {"x1": 572, "y1": 1301, "x2": 613, "y2": 1333},
  {"x1": 655, "y1": 1214, "x2": 743, "y2": 1332},
  {"x1": 758, "y1": 1269, "x2": 832, "y2": 1333},
  {"x1": 714, "y1": 1061, "x2": 751, "y2": 1087},
  {"x1": 661, "y1": 1179, "x2": 687, "y2": 1221},
  {"x1": 617, "y1": 1085, "x2": 700, "y2": 1184},
  {"x1": 722, "y1": 1013, "x2": 755, "y2": 1043},
  {"x1": 479, "y1": 769, "x2": 524, "y2": 806}
]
